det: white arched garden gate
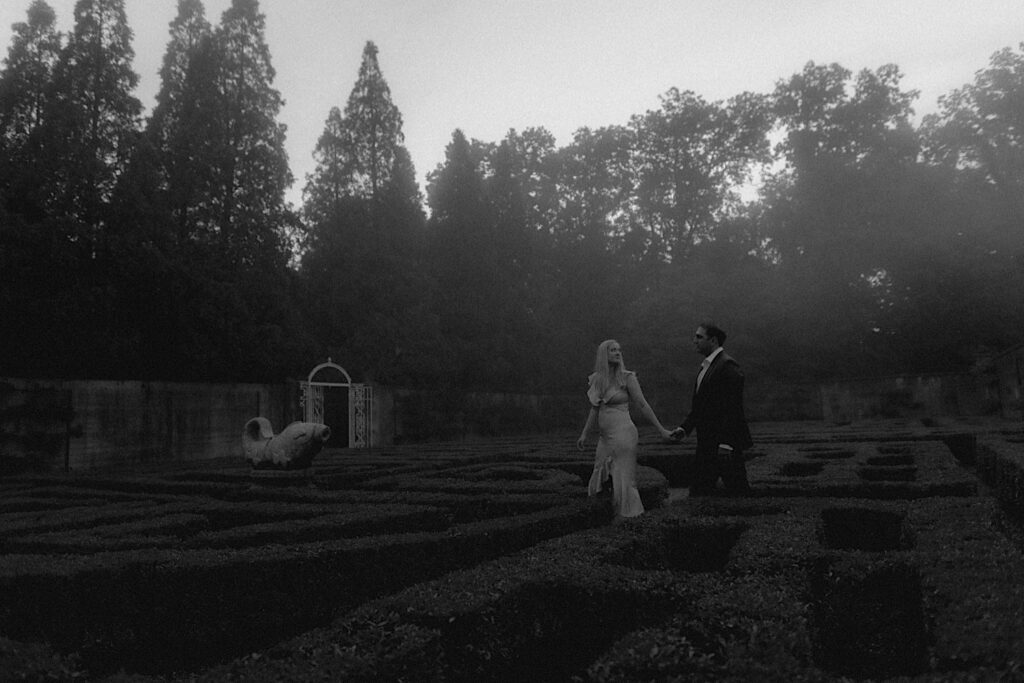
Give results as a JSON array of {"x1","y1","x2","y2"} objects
[{"x1": 300, "y1": 359, "x2": 372, "y2": 448}]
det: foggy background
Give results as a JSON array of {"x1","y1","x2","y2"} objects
[{"x1": 1, "y1": 0, "x2": 1021, "y2": 408}]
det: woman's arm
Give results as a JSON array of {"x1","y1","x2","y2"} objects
[
  {"x1": 626, "y1": 374, "x2": 673, "y2": 439},
  {"x1": 577, "y1": 406, "x2": 598, "y2": 450}
]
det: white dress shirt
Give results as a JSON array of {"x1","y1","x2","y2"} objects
[{"x1": 696, "y1": 346, "x2": 724, "y2": 391}]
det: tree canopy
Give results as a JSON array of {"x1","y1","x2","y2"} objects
[{"x1": 1, "y1": 0, "x2": 1022, "y2": 402}]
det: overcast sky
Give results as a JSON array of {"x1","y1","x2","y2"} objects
[{"x1": 2, "y1": 0, "x2": 1022, "y2": 206}]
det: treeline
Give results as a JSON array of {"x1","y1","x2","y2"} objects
[{"x1": 1, "y1": 0, "x2": 1022, "y2": 399}]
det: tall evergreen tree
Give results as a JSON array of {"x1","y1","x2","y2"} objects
[
  {"x1": 180, "y1": 0, "x2": 292, "y2": 268},
  {"x1": 0, "y1": 0, "x2": 60, "y2": 145},
  {"x1": 300, "y1": 41, "x2": 428, "y2": 384},
  {"x1": 0, "y1": 0, "x2": 62, "y2": 217},
  {"x1": 426, "y1": 130, "x2": 513, "y2": 386},
  {"x1": 42, "y1": 0, "x2": 141, "y2": 231},
  {"x1": 303, "y1": 40, "x2": 418, "y2": 232},
  {"x1": 303, "y1": 105, "x2": 351, "y2": 227},
  {"x1": 344, "y1": 41, "x2": 405, "y2": 199},
  {"x1": 0, "y1": 0, "x2": 145, "y2": 381},
  {"x1": 150, "y1": 0, "x2": 210, "y2": 134},
  {"x1": 427, "y1": 129, "x2": 489, "y2": 228},
  {"x1": 380, "y1": 144, "x2": 424, "y2": 235},
  {"x1": 146, "y1": 0, "x2": 211, "y2": 241}
]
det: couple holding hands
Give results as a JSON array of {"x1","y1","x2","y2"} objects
[{"x1": 576, "y1": 322, "x2": 753, "y2": 518}]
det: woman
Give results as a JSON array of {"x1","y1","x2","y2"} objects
[{"x1": 577, "y1": 339, "x2": 673, "y2": 518}]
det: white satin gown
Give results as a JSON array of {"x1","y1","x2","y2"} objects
[{"x1": 587, "y1": 376, "x2": 644, "y2": 518}]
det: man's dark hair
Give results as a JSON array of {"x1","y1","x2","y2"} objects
[{"x1": 701, "y1": 322, "x2": 727, "y2": 346}]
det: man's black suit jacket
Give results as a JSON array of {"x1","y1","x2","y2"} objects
[{"x1": 681, "y1": 351, "x2": 753, "y2": 451}]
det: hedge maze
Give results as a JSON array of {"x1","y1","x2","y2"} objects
[{"x1": 2, "y1": 419, "x2": 1024, "y2": 680}]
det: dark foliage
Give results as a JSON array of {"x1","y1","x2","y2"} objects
[{"x1": 1, "y1": 4, "x2": 1022, "y2": 397}]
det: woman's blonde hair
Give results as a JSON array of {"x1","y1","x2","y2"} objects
[{"x1": 591, "y1": 339, "x2": 628, "y2": 397}]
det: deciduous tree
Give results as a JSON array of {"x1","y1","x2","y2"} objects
[
  {"x1": 922, "y1": 43, "x2": 1024, "y2": 223},
  {"x1": 763, "y1": 61, "x2": 924, "y2": 375},
  {"x1": 629, "y1": 88, "x2": 772, "y2": 263}
]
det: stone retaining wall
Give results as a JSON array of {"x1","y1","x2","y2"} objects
[
  {"x1": 1, "y1": 378, "x2": 289, "y2": 471},
  {"x1": 3, "y1": 367, "x2": 1017, "y2": 472}
]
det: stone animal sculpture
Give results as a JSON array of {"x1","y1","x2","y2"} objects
[{"x1": 243, "y1": 417, "x2": 331, "y2": 470}]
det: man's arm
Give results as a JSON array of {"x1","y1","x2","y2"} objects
[{"x1": 718, "y1": 363, "x2": 749, "y2": 449}]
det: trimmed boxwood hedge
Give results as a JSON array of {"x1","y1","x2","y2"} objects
[
  {"x1": 175, "y1": 523, "x2": 695, "y2": 682},
  {"x1": 0, "y1": 635, "x2": 85, "y2": 682},
  {"x1": 2, "y1": 423, "x2": 1023, "y2": 680},
  {"x1": 977, "y1": 436, "x2": 1024, "y2": 514},
  {"x1": 0, "y1": 498, "x2": 611, "y2": 675},
  {"x1": 810, "y1": 553, "x2": 929, "y2": 679},
  {"x1": 3, "y1": 506, "x2": 456, "y2": 554},
  {"x1": 110, "y1": 492, "x2": 1024, "y2": 682},
  {"x1": 748, "y1": 437, "x2": 977, "y2": 499}
]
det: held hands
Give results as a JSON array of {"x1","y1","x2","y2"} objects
[
  {"x1": 581, "y1": 427, "x2": 683, "y2": 447},
  {"x1": 657, "y1": 427, "x2": 684, "y2": 443}
]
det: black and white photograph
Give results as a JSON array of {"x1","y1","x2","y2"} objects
[{"x1": 1, "y1": 1, "x2": 1023, "y2": 680}]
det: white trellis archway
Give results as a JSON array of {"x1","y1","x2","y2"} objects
[{"x1": 300, "y1": 359, "x2": 372, "y2": 448}]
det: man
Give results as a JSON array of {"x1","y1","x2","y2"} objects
[{"x1": 672, "y1": 322, "x2": 753, "y2": 495}]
